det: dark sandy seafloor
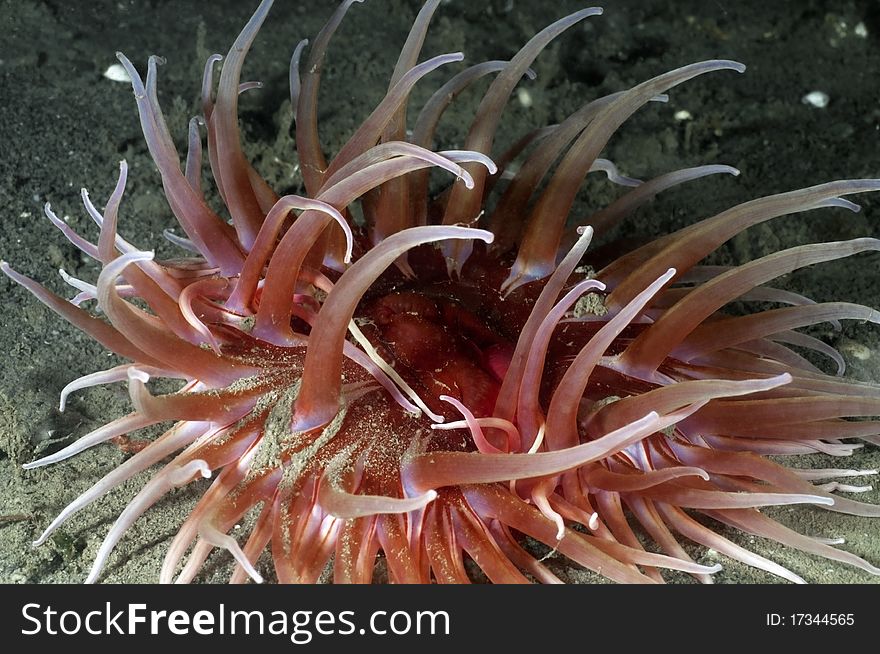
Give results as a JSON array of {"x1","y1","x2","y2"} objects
[{"x1": 0, "y1": 0, "x2": 878, "y2": 585}]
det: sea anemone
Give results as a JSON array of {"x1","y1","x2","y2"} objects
[{"x1": 4, "y1": 0, "x2": 880, "y2": 584}]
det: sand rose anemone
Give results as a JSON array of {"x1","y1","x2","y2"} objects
[{"x1": 4, "y1": 0, "x2": 880, "y2": 584}]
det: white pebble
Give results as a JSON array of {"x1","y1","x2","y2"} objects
[
  {"x1": 103, "y1": 63, "x2": 131, "y2": 83},
  {"x1": 516, "y1": 87, "x2": 533, "y2": 108},
  {"x1": 674, "y1": 109, "x2": 692, "y2": 121},
  {"x1": 855, "y1": 21, "x2": 868, "y2": 38},
  {"x1": 841, "y1": 341, "x2": 871, "y2": 361},
  {"x1": 802, "y1": 91, "x2": 829, "y2": 108}
]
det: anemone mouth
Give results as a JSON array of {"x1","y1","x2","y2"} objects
[{"x1": 3, "y1": 0, "x2": 880, "y2": 584}]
